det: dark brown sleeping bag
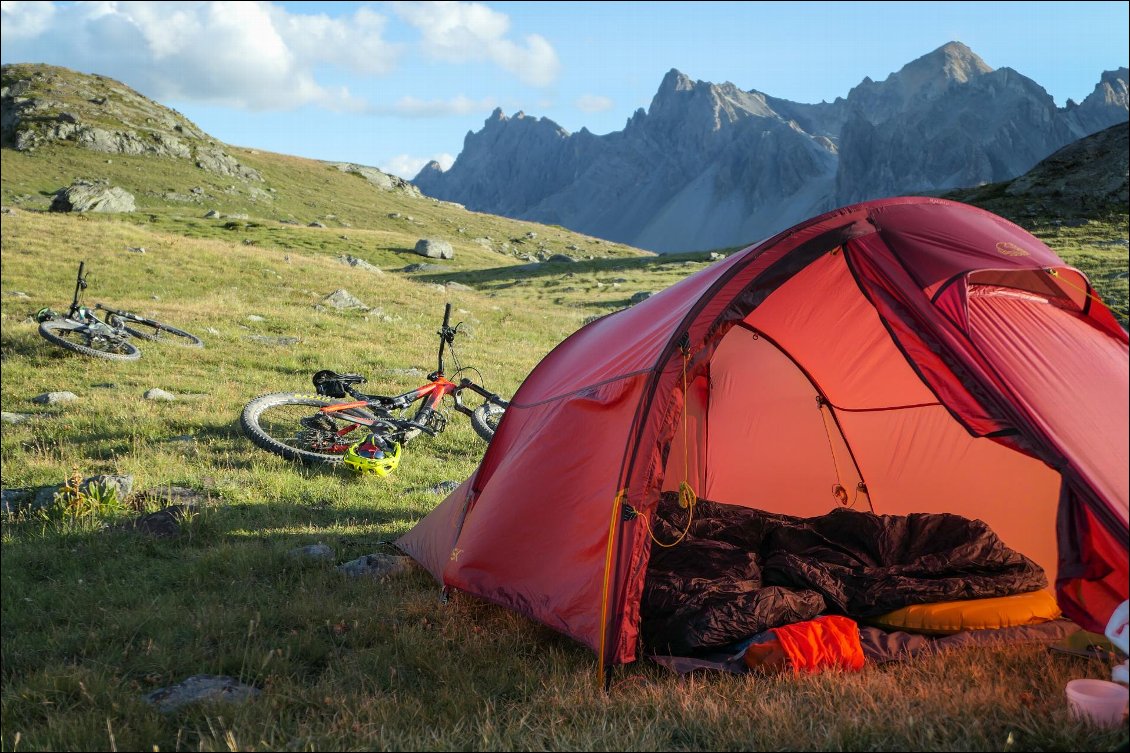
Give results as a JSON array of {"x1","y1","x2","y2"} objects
[{"x1": 641, "y1": 493, "x2": 1046, "y2": 655}]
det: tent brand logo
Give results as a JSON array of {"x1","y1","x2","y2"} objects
[
  {"x1": 450, "y1": 548, "x2": 463, "y2": 562},
  {"x1": 995, "y1": 241, "x2": 1029, "y2": 257}
]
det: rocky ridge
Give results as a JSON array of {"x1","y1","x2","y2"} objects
[{"x1": 415, "y1": 42, "x2": 1129, "y2": 252}]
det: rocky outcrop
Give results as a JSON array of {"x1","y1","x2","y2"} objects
[
  {"x1": 415, "y1": 42, "x2": 1129, "y2": 252},
  {"x1": 1, "y1": 63, "x2": 261, "y2": 181},
  {"x1": 333, "y1": 162, "x2": 423, "y2": 198}
]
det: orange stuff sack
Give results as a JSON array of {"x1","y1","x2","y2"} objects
[{"x1": 771, "y1": 615, "x2": 865, "y2": 674}]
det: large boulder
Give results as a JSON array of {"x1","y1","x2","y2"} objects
[
  {"x1": 50, "y1": 181, "x2": 135, "y2": 213},
  {"x1": 413, "y1": 239, "x2": 454, "y2": 260}
]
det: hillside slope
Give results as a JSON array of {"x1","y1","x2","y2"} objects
[{"x1": 1, "y1": 62, "x2": 650, "y2": 273}]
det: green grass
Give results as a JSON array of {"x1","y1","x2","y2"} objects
[{"x1": 3, "y1": 201, "x2": 1127, "y2": 752}]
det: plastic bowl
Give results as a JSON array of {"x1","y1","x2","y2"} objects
[{"x1": 1065, "y1": 678, "x2": 1129, "y2": 727}]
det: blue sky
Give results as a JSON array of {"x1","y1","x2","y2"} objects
[{"x1": 2, "y1": 1, "x2": 1127, "y2": 178}]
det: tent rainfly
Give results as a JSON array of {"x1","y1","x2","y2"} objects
[{"x1": 398, "y1": 197, "x2": 1129, "y2": 672}]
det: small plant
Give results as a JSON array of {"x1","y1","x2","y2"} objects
[{"x1": 47, "y1": 469, "x2": 126, "y2": 525}]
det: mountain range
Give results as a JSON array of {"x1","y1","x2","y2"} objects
[{"x1": 414, "y1": 42, "x2": 1129, "y2": 252}]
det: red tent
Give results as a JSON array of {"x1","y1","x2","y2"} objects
[{"x1": 398, "y1": 197, "x2": 1129, "y2": 669}]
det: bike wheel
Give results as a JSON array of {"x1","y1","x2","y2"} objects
[
  {"x1": 470, "y1": 397, "x2": 509, "y2": 442},
  {"x1": 116, "y1": 314, "x2": 204, "y2": 347},
  {"x1": 38, "y1": 319, "x2": 141, "y2": 361},
  {"x1": 240, "y1": 392, "x2": 378, "y2": 465}
]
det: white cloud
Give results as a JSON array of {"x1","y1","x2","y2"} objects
[
  {"x1": 392, "y1": 1, "x2": 561, "y2": 87},
  {"x1": 380, "y1": 94, "x2": 498, "y2": 117},
  {"x1": 0, "y1": 0, "x2": 57, "y2": 39},
  {"x1": 382, "y1": 152, "x2": 456, "y2": 179},
  {"x1": 576, "y1": 94, "x2": 614, "y2": 113},
  {"x1": 0, "y1": 1, "x2": 400, "y2": 111}
]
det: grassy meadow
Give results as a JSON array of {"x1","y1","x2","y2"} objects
[{"x1": 1, "y1": 129, "x2": 1128, "y2": 749}]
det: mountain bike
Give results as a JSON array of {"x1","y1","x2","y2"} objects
[
  {"x1": 37, "y1": 262, "x2": 204, "y2": 360},
  {"x1": 240, "y1": 303, "x2": 510, "y2": 469}
]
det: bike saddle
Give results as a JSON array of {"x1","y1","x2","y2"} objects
[{"x1": 312, "y1": 369, "x2": 366, "y2": 398}]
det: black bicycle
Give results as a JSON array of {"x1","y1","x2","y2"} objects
[
  {"x1": 240, "y1": 303, "x2": 510, "y2": 467},
  {"x1": 37, "y1": 262, "x2": 203, "y2": 360}
]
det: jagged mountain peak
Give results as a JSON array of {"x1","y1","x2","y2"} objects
[
  {"x1": 923, "y1": 41, "x2": 994, "y2": 83},
  {"x1": 481, "y1": 107, "x2": 567, "y2": 134},
  {"x1": 646, "y1": 68, "x2": 778, "y2": 130},
  {"x1": 659, "y1": 68, "x2": 695, "y2": 93},
  {"x1": 846, "y1": 40, "x2": 994, "y2": 113},
  {"x1": 1091, "y1": 68, "x2": 1129, "y2": 106}
]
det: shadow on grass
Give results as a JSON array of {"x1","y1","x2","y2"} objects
[
  {"x1": 0, "y1": 330, "x2": 53, "y2": 360},
  {"x1": 410, "y1": 253, "x2": 709, "y2": 288},
  {"x1": 2, "y1": 496, "x2": 423, "y2": 556}
]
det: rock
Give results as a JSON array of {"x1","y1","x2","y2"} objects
[
  {"x1": 413, "y1": 239, "x2": 454, "y2": 260},
  {"x1": 385, "y1": 367, "x2": 425, "y2": 378},
  {"x1": 144, "y1": 388, "x2": 177, "y2": 401},
  {"x1": 50, "y1": 181, "x2": 135, "y2": 213},
  {"x1": 308, "y1": 221, "x2": 326, "y2": 228},
  {"x1": 204, "y1": 209, "x2": 221, "y2": 218},
  {"x1": 1, "y1": 489, "x2": 32, "y2": 515},
  {"x1": 245, "y1": 335, "x2": 299, "y2": 347},
  {"x1": 629, "y1": 291, "x2": 653, "y2": 305},
  {"x1": 130, "y1": 486, "x2": 209, "y2": 508},
  {"x1": 120, "y1": 504, "x2": 194, "y2": 538},
  {"x1": 84, "y1": 474, "x2": 134, "y2": 501},
  {"x1": 32, "y1": 391, "x2": 77, "y2": 405},
  {"x1": 429, "y1": 480, "x2": 460, "y2": 495},
  {"x1": 445, "y1": 281, "x2": 473, "y2": 292},
  {"x1": 288, "y1": 543, "x2": 335, "y2": 562},
  {"x1": 546, "y1": 254, "x2": 576, "y2": 263},
  {"x1": 194, "y1": 148, "x2": 262, "y2": 181},
  {"x1": 337, "y1": 553, "x2": 413, "y2": 579},
  {"x1": 1, "y1": 411, "x2": 32, "y2": 424},
  {"x1": 321, "y1": 289, "x2": 367, "y2": 310},
  {"x1": 144, "y1": 675, "x2": 260, "y2": 713},
  {"x1": 247, "y1": 315, "x2": 265, "y2": 322},
  {"x1": 126, "y1": 246, "x2": 146, "y2": 254},
  {"x1": 337, "y1": 255, "x2": 383, "y2": 274}
]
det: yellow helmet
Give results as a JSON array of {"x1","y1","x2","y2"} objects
[{"x1": 342, "y1": 436, "x2": 402, "y2": 476}]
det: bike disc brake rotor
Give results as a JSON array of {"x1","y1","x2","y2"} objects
[
  {"x1": 86, "y1": 331, "x2": 132, "y2": 354},
  {"x1": 292, "y1": 413, "x2": 349, "y2": 452}
]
